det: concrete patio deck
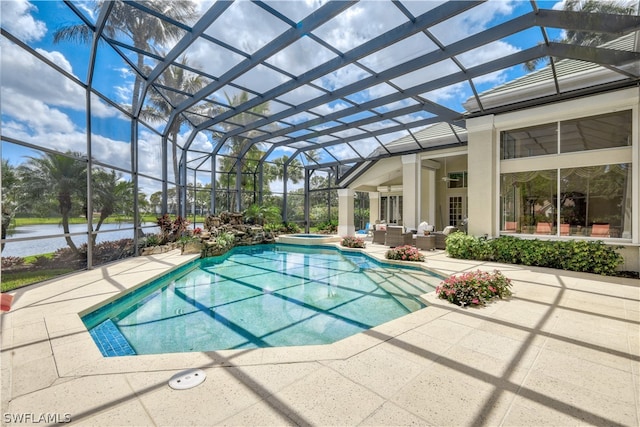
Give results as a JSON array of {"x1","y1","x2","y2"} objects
[{"x1": 1, "y1": 243, "x2": 638, "y2": 426}]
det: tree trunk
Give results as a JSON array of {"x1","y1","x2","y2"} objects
[{"x1": 59, "y1": 192, "x2": 80, "y2": 254}]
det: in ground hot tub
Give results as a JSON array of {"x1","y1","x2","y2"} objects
[{"x1": 277, "y1": 233, "x2": 342, "y2": 245}]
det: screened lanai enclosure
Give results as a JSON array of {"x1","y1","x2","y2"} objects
[{"x1": 1, "y1": 0, "x2": 639, "y2": 283}]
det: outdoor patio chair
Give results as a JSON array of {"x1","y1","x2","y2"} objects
[
  {"x1": 433, "y1": 226, "x2": 459, "y2": 249},
  {"x1": 385, "y1": 226, "x2": 412, "y2": 247},
  {"x1": 372, "y1": 230, "x2": 386, "y2": 244},
  {"x1": 590, "y1": 224, "x2": 610, "y2": 238},
  {"x1": 356, "y1": 222, "x2": 370, "y2": 236}
]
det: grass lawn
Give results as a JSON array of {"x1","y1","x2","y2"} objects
[{"x1": 1, "y1": 268, "x2": 75, "y2": 292}]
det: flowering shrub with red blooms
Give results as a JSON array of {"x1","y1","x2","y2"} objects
[
  {"x1": 385, "y1": 245, "x2": 425, "y2": 262},
  {"x1": 436, "y1": 270, "x2": 512, "y2": 307},
  {"x1": 341, "y1": 236, "x2": 366, "y2": 248}
]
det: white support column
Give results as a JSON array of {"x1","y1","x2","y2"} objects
[
  {"x1": 401, "y1": 154, "x2": 419, "y2": 229},
  {"x1": 369, "y1": 192, "x2": 379, "y2": 225},
  {"x1": 420, "y1": 166, "x2": 436, "y2": 225},
  {"x1": 467, "y1": 115, "x2": 497, "y2": 237},
  {"x1": 337, "y1": 188, "x2": 355, "y2": 236}
]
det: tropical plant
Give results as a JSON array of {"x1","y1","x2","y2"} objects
[
  {"x1": 524, "y1": 0, "x2": 637, "y2": 71},
  {"x1": 216, "y1": 91, "x2": 272, "y2": 210},
  {"x1": 143, "y1": 233, "x2": 161, "y2": 247},
  {"x1": 91, "y1": 168, "x2": 134, "y2": 244},
  {"x1": 385, "y1": 245, "x2": 425, "y2": 262},
  {"x1": 316, "y1": 219, "x2": 338, "y2": 234},
  {"x1": 177, "y1": 234, "x2": 201, "y2": 246},
  {"x1": 18, "y1": 151, "x2": 87, "y2": 254},
  {"x1": 436, "y1": 270, "x2": 513, "y2": 307},
  {"x1": 214, "y1": 231, "x2": 235, "y2": 250},
  {"x1": 156, "y1": 214, "x2": 190, "y2": 243},
  {"x1": 1, "y1": 159, "x2": 19, "y2": 251},
  {"x1": 244, "y1": 203, "x2": 281, "y2": 226},
  {"x1": 267, "y1": 155, "x2": 304, "y2": 187},
  {"x1": 140, "y1": 57, "x2": 207, "y2": 193},
  {"x1": 53, "y1": 0, "x2": 198, "y2": 114}
]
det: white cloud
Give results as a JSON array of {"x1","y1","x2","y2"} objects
[
  {"x1": 204, "y1": 1, "x2": 289, "y2": 55},
  {"x1": 0, "y1": 0, "x2": 47, "y2": 42},
  {"x1": 1, "y1": 37, "x2": 125, "y2": 140},
  {"x1": 1, "y1": 89, "x2": 75, "y2": 133},
  {"x1": 73, "y1": 1, "x2": 97, "y2": 21},
  {"x1": 35, "y1": 48, "x2": 75, "y2": 74},
  {"x1": 90, "y1": 134, "x2": 131, "y2": 168},
  {"x1": 1, "y1": 40, "x2": 84, "y2": 109}
]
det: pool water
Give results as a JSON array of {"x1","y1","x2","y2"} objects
[{"x1": 84, "y1": 244, "x2": 441, "y2": 356}]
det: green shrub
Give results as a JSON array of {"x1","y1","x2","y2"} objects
[
  {"x1": 436, "y1": 270, "x2": 512, "y2": 307},
  {"x1": 316, "y1": 220, "x2": 338, "y2": 234},
  {"x1": 490, "y1": 236, "x2": 522, "y2": 265},
  {"x1": 143, "y1": 234, "x2": 161, "y2": 247},
  {"x1": 445, "y1": 232, "x2": 491, "y2": 260},
  {"x1": 447, "y1": 235, "x2": 623, "y2": 276},
  {"x1": 283, "y1": 222, "x2": 301, "y2": 233},
  {"x1": 385, "y1": 245, "x2": 425, "y2": 262},
  {"x1": 341, "y1": 236, "x2": 365, "y2": 248}
]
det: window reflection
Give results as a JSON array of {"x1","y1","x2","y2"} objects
[{"x1": 500, "y1": 164, "x2": 632, "y2": 238}]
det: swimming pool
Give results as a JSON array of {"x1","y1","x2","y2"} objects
[{"x1": 83, "y1": 244, "x2": 441, "y2": 356}]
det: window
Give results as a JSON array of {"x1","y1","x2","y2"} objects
[
  {"x1": 447, "y1": 171, "x2": 468, "y2": 188},
  {"x1": 501, "y1": 123, "x2": 557, "y2": 159},
  {"x1": 500, "y1": 164, "x2": 632, "y2": 238},
  {"x1": 501, "y1": 110, "x2": 631, "y2": 159},
  {"x1": 560, "y1": 111, "x2": 632, "y2": 153},
  {"x1": 500, "y1": 170, "x2": 557, "y2": 234}
]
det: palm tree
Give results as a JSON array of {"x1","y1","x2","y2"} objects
[
  {"x1": 524, "y1": 0, "x2": 637, "y2": 71},
  {"x1": 217, "y1": 91, "x2": 272, "y2": 210},
  {"x1": 92, "y1": 169, "x2": 135, "y2": 244},
  {"x1": 267, "y1": 155, "x2": 304, "y2": 187},
  {"x1": 19, "y1": 152, "x2": 87, "y2": 254},
  {"x1": 140, "y1": 57, "x2": 206, "y2": 192},
  {"x1": 1, "y1": 159, "x2": 18, "y2": 251},
  {"x1": 53, "y1": 0, "x2": 198, "y2": 113},
  {"x1": 244, "y1": 203, "x2": 281, "y2": 226}
]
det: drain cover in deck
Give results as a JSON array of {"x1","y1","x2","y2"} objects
[{"x1": 168, "y1": 369, "x2": 206, "y2": 390}]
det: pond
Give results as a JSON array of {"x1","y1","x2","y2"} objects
[{"x1": 2, "y1": 222, "x2": 159, "y2": 257}]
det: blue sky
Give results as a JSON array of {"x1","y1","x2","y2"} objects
[{"x1": 1, "y1": 0, "x2": 567, "y2": 193}]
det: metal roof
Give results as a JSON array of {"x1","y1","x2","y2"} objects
[{"x1": 6, "y1": 1, "x2": 638, "y2": 177}]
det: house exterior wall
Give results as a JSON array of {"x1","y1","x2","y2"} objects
[
  {"x1": 434, "y1": 155, "x2": 468, "y2": 230},
  {"x1": 341, "y1": 87, "x2": 639, "y2": 271},
  {"x1": 467, "y1": 87, "x2": 639, "y2": 271}
]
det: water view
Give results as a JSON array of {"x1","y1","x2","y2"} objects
[{"x1": 2, "y1": 223, "x2": 159, "y2": 257}]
